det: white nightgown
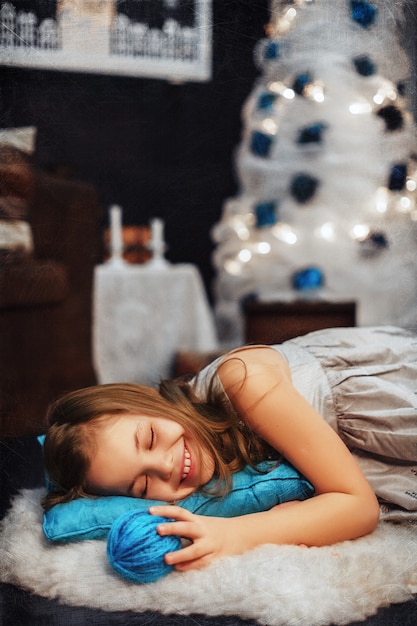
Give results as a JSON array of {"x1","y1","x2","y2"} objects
[{"x1": 192, "y1": 326, "x2": 417, "y2": 522}]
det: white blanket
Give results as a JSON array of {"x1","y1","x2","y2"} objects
[{"x1": 0, "y1": 489, "x2": 416, "y2": 626}]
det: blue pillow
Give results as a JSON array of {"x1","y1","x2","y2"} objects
[{"x1": 41, "y1": 459, "x2": 314, "y2": 543}]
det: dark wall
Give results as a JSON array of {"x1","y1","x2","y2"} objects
[{"x1": 1, "y1": 1, "x2": 270, "y2": 299}]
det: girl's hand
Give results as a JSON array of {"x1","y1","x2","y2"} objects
[{"x1": 149, "y1": 505, "x2": 239, "y2": 571}]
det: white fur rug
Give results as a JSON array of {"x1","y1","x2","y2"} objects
[{"x1": 1, "y1": 489, "x2": 416, "y2": 626}]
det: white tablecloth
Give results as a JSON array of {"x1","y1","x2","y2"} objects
[{"x1": 93, "y1": 263, "x2": 219, "y2": 386}]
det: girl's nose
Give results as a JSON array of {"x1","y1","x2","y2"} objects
[{"x1": 153, "y1": 452, "x2": 173, "y2": 480}]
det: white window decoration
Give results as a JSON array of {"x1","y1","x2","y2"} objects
[{"x1": 0, "y1": 1, "x2": 212, "y2": 82}]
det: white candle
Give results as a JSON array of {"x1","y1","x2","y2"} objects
[
  {"x1": 151, "y1": 218, "x2": 163, "y2": 246},
  {"x1": 148, "y1": 218, "x2": 168, "y2": 267},
  {"x1": 151, "y1": 218, "x2": 164, "y2": 256},
  {"x1": 110, "y1": 205, "x2": 123, "y2": 260}
]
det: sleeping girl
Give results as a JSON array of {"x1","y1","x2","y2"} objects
[{"x1": 42, "y1": 326, "x2": 417, "y2": 572}]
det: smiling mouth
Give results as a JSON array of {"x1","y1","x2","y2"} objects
[{"x1": 181, "y1": 444, "x2": 192, "y2": 482}]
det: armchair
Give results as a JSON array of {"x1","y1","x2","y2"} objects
[{"x1": 0, "y1": 145, "x2": 102, "y2": 437}]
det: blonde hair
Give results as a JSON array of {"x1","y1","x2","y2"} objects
[{"x1": 42, "y1": 377, "x2": 275, "y2": 511}]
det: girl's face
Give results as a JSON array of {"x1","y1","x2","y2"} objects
[{"x1": 86, "y1": 412, "x2": 215, "y2": 502}]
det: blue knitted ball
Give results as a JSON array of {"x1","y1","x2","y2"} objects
[{"x1": 107, "y1": 510, "x2": 182, "y2": 583}]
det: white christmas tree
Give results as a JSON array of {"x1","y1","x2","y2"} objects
[{"x1": 212, "y1": 0, "x2": 417, "y2": 346}]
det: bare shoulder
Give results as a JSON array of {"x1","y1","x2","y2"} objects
[{"x1": 217, "y1": 345, "x2": 291, "y2": 397}]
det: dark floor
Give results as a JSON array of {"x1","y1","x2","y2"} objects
[
  {"x1": 0, "y1": 435, "x2": 45, "y2": 518},
  {"x1": 1, "y1": 435, "x2": 417, "y2": 626}
]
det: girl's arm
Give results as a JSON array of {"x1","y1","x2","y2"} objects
[
  {"x1": 152, "y1": 346, "x2": 380, "y2": 570},
  {"x1": 218, "y1": 347, "x2": 380, "y2": 542}
]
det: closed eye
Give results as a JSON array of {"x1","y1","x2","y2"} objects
[
  {"x1": 141, "y1": 476, "x2": 148, "y2": 499},
  {"x1": 141, "y1": 428, "x2": 155, "y2": 496},
  {"x1": 138, "y1": 427, "x2": 154, "y2": 497}
]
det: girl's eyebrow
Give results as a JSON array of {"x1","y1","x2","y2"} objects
[{"x1": 134, "y1": 423, "x2": 142, "y2": 449}]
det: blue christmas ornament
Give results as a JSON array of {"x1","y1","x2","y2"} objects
[
  {"x1": 353, "y1": 55, "x2": 376, "y2": 77},
  {"x1": 397, "y1": 81, "x2": 406, "y2": 97},
  {"x1": 107, "y1": 511, "x2": 182, "y2": 584},
  {"x1": 250, "y1": 131, "x2": 273, "y2": 157},
  {"x1": 290, "y1": 173, "x2": 319, "y2": 203},
  {"x1": 257, "y1": 92, "x2": 278, "y2": 111},
  {"x1": 292, "y1": 267, "x2": 324, "y2": 291},
  {"x1": 297, "y1": 122, "x2": 327, "y2": 144},
  {"x1": 359, "y1": 231, "x2": 389, "y2": 258},
  {"x1": 376, "y1": 105, "x2": 404, "y2": 132},
  {"x1": 292, "y1": 72, "x2": 313, "y2": 95},
  {"x1": 264, "y1": 41, "x2": 280, "y2": 60},
  {"x1": 350, "y1": 1, "x2": 377, "y2": 29},
  {"x1": 255, "y1": 201, "x2": 278, "y2": 227},
  {"x1": 388, "y1": 163, "x2": 407, "y2": 191}
]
